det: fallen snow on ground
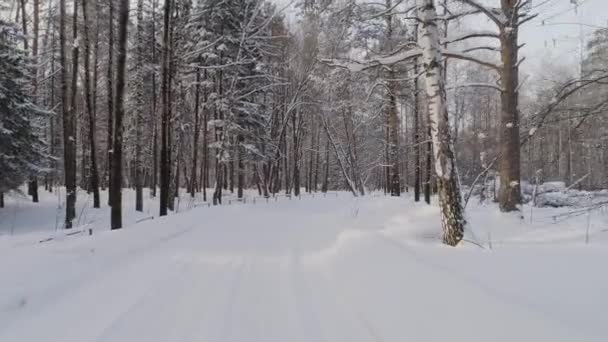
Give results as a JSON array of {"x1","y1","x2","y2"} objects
[{"x1": 0, "y1": 190, "x2": 607, "y2": 341}]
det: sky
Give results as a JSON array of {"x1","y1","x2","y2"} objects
[
  {"x1": 518, "y1": 0, "x2": 606, "y2": 75},
  {"x1": 272, "y1": 0, "x2": 608, "y2": 77}
]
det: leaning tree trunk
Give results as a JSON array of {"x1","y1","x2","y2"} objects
[
  {"x1": 110, "y1": 0, "x2": 130, "y2": 229},
  {"x1": 81, "y1": 0, "x2": 100, "y2": 208},
  {"x1": 417, "y1": 0, "x2": 464, "y2": 246},
  {"x1": 498, "y1": 0, "x2": 522, "y2": 212}
]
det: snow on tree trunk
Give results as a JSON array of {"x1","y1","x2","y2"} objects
[{"x1": 417, "y1": 0, "x2": 464, "y2": 246}]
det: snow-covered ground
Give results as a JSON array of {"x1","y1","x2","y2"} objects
[{"x1": 0, "y1": 189, "x2": 607, "y2": 341}]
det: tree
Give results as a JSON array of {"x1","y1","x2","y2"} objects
[
  {"x1": 159, "y1": 0, "x2": 172, "y2": 216},
  {"x1": 82, "y1": 0, "x2": 101, "y2": 208},
  {"x1": 110, "y1": 0, "x2": 130, "y2": 229},
  {"x1": 59, "y1": 0, "x2": 77, "y2": 229},
  {"x1": 133, "y1": 0, "x2": 145, "y2": 212},
  {"x1": 417, "y1": 0, "x2": 464, "y2": 246},
  {"x1": 452, "y1": 0, "x2": 537, "y2": 211},
  {"x1": 0, "y1": 19, "x2": 47, "y2": 198},
  {"x1": 106, "y1": 0, "x2": 115, "y2": 206}
]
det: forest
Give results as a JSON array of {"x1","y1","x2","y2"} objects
[{"x1": 1, "y1": 0, "x2": 608, "y2": 246}]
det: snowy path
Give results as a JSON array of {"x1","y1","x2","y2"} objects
[{"x1": 0, "y1": 194, "x2": 606, "y2": 341}]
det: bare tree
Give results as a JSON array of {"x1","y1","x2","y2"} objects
[
  {"x1": 110, "y1": 0, "x2": 130, "y2": 229},
  {"x1": 59, "y1": 0, "x2": 77, "y2": 228},
  {"x1": 106, "y1": 0, "x2": 115, "y2": 206},
  {"x1": 82, "y1": 0, "x2": 101, "y2": 208},
  {"x1": 159, "y1": 0, "x2": 173, "y2": 216},
  {"x1": 417, "y1": 0, "x2": 464, "y2": 246}
]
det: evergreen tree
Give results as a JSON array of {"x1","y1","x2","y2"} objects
[{"x1": 0, "y1": 20, "x2": 47, "y2": 196}]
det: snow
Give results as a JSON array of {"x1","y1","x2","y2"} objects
[
  {"x1": 0, "y1": 190, "x2": 607, "y2": 341},
  {"x1": 538, "y1": 181, "x2": 566, "y2": 193},
  {"x1": 529, "y1": 127, "x2": 538, "y2": 136}
]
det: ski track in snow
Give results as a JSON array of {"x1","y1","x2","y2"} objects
[{"x1": 0, "y1": 193, "x2": 606, "y2": 341}]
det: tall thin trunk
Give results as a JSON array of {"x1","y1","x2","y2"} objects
[
  {"x1": 237, "y1": 136, "x2": 244, "y2": 199},
  {"x1": 134, "y1": 0, "x2": 144, "y2": 212},
  {"x1": 385, "y1": 0, "x2": 401, "y2": 196},
  {"x1": 47, "y1": 6, "x2": 56, "y2": 193},
  {"x1": 82, "y1": 0, "x2": 100, "y2": 208},
  {"x1": 60, "y1": 0, "x2": 77, "y2": 229},
  {"x1": 425, "y1": 124, "x2": 432, "y2": 204},
  {"x1": 413, "y1": 55, "x2": 421, "y2": 202},
  {"x1": 110, "y1": 0, "x2": 130, "y2": 229},
  {"x1": 292, "y1": 111, "x2": 300, "y2": 196},
  {"x1": 150, "y1": 0, "x2": 158, "y2": 198},
  {"x1": 20, "y1": 0, "x2": 28, "y2": 50},
  {"x1": 93, "y1": 1, "x2": 101, "y2": 192},
  {"x1": 229, "y1": 138, "x2": 235, "y2": 193},
  {"x1": 417, "y1": 0, "x2": 464, "y2": 246},
  {"x1": 202, "y1": 70, "x2": 208, "y2": 201},
  {"x1": 322, "y1": 139, "x2": 330, "y2": 193},
  {"x1": 159, "y1": 0, "x2": 172, "y2": 215},
  {"x1": 29, "y1": 0, "x2": 40, "y2": 202},
  {"x1": 106, "y1": 0, "x2": 114, "y2": 205},
  {"x1": 190, "y1": 71, "x2": 201, "y2": 198}
]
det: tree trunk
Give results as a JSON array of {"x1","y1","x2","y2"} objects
[
  {"x1": 417, "y1": 0, "x2": 464, "y2": 246},
  {"x1": 29, "y1": 0, "x2": 40, "y2": 203},
  {"x1": 385, "y1": 1, "x2": 401, "y2": 196},
  {"x1": 60, "y1": 0, "x2": 77, "y2": 229},
  {"x1": 190, "y1": 71, "x2": 201, "y2": 198},
  {"x1": 202, "y1": 70, "x2": 208, "y2": 201},
  {"x1": 237, "y1": 136, "x2": 244, "y2": 199},
  {"x1": 47, "y1": 8, "x2": 56, "y2": 193},
  {"x1": 229, "y1": 138, "x2": 235, "y2": 193},
  {"x1": 292, "y1": 112, "x2": 300, "y2": 196},
  {"x1": 313, "y1": 122, "x2": 320, "y2": 192},
  {"x1": 413, "y1": 52, "x2": 421, "y2": 202},
  {"x1": 498, "y1": 0, "x2": 522, "y2": 211},
  {"x1": 81, "y1": 0, "x2": 100, "y2": 208},
  {"x1": 110, "y1": 0, "x2": 130, "y2": 229},
  {"x1": 322, "y1": 139, "x2": 330, "y2": 193},
  {"x1": 425, "y1": 124, "x2": 432, "y2": 204},
  {"x1": 93, "y1": 1, "x2": 102, "y2": 192},
  {"x1": 159, "y1": 0, "x2": 172, "y2": 216},
  {"x1": 387, "y1": 81, "x2": 401, "y2": 196},
  {"x1": 134, "y1": 0, "x2": 144, "y2": 212},
  {"x1": 150, "y1": 0, "x2": 158, "y2": 198},
  {"x1": 106, "y1": 0, "x2": 114, "y2": 205}
]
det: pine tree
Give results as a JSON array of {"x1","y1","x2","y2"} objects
[{"x1": 0, "y1": 20, "x2": 47, "y2": 197}]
